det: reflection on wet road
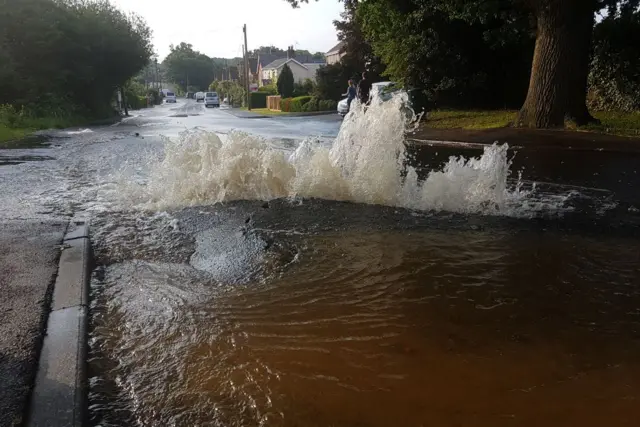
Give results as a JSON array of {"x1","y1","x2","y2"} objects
[{"x1": 2, "y1": 98, "x2": 640, "y2": 426}]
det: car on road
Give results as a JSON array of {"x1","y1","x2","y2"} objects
[
  {"x1": 204, "y1": 92, "x2": 220, "y2": 108},
  {"x1": 195, "y1": 92, "x2": 205, "y2": 102},
  {"x1": 338, "y1": 81, "x2": 397, "y2": 116},
  {"x1": 185, "y1": 92, "x2": 195, "y2": 99},
  {"x1": 165, "y1": 92, "x2": 177, "y2": 103}
]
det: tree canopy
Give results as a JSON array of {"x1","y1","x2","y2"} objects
[
  {"x1": 163, "y1": 43, "x2": 216, "y2": 91},
  {"x1": 0, "y1": 0, "x2": 153, "y2": 116},
  {"x1": 286, "y1": 0, "x2": 640, "y2": 128}
]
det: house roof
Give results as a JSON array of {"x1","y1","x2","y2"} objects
[
  {"x1": 295, "y1": 54, "x2": 326, "y2": 64},
  {"x1": 326, "y1": 41, "x2": 345, "y2": 55},
  {"x1": 256, "y1": 54, "x2": 286, "y2": 72},
  {"x1": 263, "y1": 58, "x2": 308, "y2": 70}
]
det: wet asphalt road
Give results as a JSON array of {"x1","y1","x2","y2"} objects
[
  {"x1": 0, "y1": 98, "x2": 342, "y2": 426},
  {"x1": 129, "y1": 99, "x2": 342, "y2": 141}
]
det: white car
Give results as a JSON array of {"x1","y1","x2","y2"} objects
[
  {"x1": 195, "y1": 92, "x2": 205, "y2": 102},
  {"x1": 204, "y1": 92, "x2": 220, "y2": 108},
  {"x1": 164, "y1": 92, "x2": 177, "y2": 103},
  {"x1": 338, "y1": 81, "x2": 396, "y2": 116}
]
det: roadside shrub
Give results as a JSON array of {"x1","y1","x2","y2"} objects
[
  {"x1": 128, "y1": 95, "x2": 147, "y2": 110},
  {"x1": 147, "y1": 89, "x2": 162, "y2": 105},
  {"x1": 292, "y1": 79, "x2": 316, "y2": 97},
  {"x1": 280, "y1": 98, "x2": 292, "y2": 112},
  {"x1": 588, "y1": 11, "x2": 640, "y2": 112},
  {"x1": 289, "y1": 96, "x2": 312, "y2": 112},
  {"x1": 319, "y1": 99, "x2": 337, "y2": 111},
  {"x1": 0, "y1": 104, "x2": 21, "y2": 127},
  {"x1": 249, "y1": 92, "x2": 269, "y2": 109},
  {"x1": 303, "y1": 97, "x2": 321, "y2": 112},
  {"x1": 258, "y1": 84, "x2": 277, "y2": 95}
]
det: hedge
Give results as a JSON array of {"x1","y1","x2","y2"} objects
[
  {"x1": 278, "y1": 96, "x2": 337, "y2": 113},
  {"x1": 258, "y1": 85, "x2": 277, "y2": 95},
  {"x1": 249, "y1": 92, "x2": 269, "y2": 109},
  {"x1": 280, "y1": 96, "x2": 313, "y2": 112},
  {"x1": 128, "y1": 95, "x2": 148, "y2": 110}
]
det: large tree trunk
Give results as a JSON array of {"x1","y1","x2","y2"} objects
[{"x1": 517, "y1": 0, "x2": 597, "y2": 128}]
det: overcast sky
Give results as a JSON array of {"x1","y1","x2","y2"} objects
[{"x1": 111, "y1": 0, "x2": 343, "y2": 60}]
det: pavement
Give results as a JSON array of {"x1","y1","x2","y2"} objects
[
  {"x1": 0, "y1": 220, "x2": 67, "y2": 427},
  {"x1": 409, "y1": 126, "x2": 640, "y2": 152},
  {"x1": 224, "y1": 107, "x2": 338, "y2": 119}
]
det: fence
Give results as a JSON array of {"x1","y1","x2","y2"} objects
[{"x1": 267, "y1": 95, "x2": 281, "y2": 111}]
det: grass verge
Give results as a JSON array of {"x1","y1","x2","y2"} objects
[
  {"x1": 424, "y1": 109, "x2": 640, "y2": 138},
  {"x1": 425, "y1": 110, "x2": 516, "y2": 130},
  {"x1": 240, "y1": 107, "x2": 288, "y2": 116},
  {"x1": 583, "y1": 111, "x2": 640, "y2": 137},
  {"x1": 0, "y1": 126, "x2": 30, "y2": 146},
  {"x1": 0, "y1": 115, "x2": 100, "y2": 147}
]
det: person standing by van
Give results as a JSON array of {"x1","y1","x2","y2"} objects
[
  {"x1": 357, "y1": 71, "x2": 372, "y2": 105},
  {"x1": 343, "y1": 80, "x2": 357, "y2": 111}
]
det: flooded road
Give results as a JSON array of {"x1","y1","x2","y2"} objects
[{"x1": 2, "y1": 98, "x2": 640, "y2": 426}]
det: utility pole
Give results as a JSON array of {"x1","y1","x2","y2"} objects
[
  {"x1": 154, "y1": 58, "x2": 159, "y2": 90},
  {"x1": 243, "y1": 24, "x2": 251, "y2": 110}
]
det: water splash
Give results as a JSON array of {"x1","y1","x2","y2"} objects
[{"x1": 121, "y1": 93, "x2": 537, "y2": 216}]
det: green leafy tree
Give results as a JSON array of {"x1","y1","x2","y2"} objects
[
  {"x1": 286, "y1": 0, "x2": 640, "y2": 129},
  {"x1": 277, "y1": 64, "x2": 295, "y2": 98},
  {"x1": 0, "y1": 0, "x2": 152, "y2": 116},
  {"x1": 588, "y1": 7, "x2": 640, "y2": 112},
  {"x1": 163, "y1": 43, "x2": 215, "y2": 91},
  {"x1": 358, "y1": 0, "x2": 534, "y2": 109}
]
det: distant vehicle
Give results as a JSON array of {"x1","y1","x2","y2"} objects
[
  {"x1": 164, "y1": 92, "x2": 177, "y2": 103},
  {"x1": 185, "y1": 92, "x2": 195, "y2": 99},
  {"x1": 338, "y1": 81, "x2": 396, "y2": 116},
  {"x1": 204, "y1": 92, "x2": 220, "y2": 108},
  {"x1": 195, "y1": 92, "x2": 205, "y2": 102}
]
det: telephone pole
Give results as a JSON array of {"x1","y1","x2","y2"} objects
[{"x1": 243, "y1": 24, "x2": 251, "y2": 110}]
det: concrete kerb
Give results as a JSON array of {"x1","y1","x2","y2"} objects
[{"x1": 27, "y1": 220, "x2": 91, "y2": 427}]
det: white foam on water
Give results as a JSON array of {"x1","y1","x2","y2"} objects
[
  {"x1": 118, "y1": 93, "x2": 556, "y2": 216},
  {"x1": 65, "y1": 128, "x2": 94, "y2": 135}
]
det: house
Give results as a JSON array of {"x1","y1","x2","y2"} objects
[
  {"x1": 262, "y1": 58, "x2": 326, "y2": 85},
  {"x1": 325, "y1": 41, "x2": 345, "y2": 65},
  {"x1": 256, "y1": 54, "x2": 286, "y2": 86}
]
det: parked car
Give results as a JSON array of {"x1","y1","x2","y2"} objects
[
  {"x1": 204, "y1": 92, "x2": 220, "y2": 108},
  {"x1": 185, "y1": 92, "x2": 195, "y2": 99},
  {"x1": 337, "y1": 81, "x2": 396, "y2": 116},
  {"x1": 195, "y1": 92, "x2": 205, "y2": 102},
  {"x1": 165, "y1": 92, "x2": 177, "y2": 103}
]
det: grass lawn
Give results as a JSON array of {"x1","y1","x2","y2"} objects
[
  {"x1": 0, "y1": 125, "x2": 31, "y2": 146},
  {"x1": 0, "y1": 114, "x2": 97, "y2": 147},
  {"x1": 240, "y1": 107, "x2": 288, "y2": 116},
  {"x1": 583, "y1": 111, "x2": 640, "y2": 137},
  {"x1": 425, "y1": 110, "x2": 516, "y2": 130},
  {"x1": 424, "y1": 109, "x2": 640, "y2": 137}
]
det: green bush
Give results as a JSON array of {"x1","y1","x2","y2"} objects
[
  {"x1": 292, "y1": 79, "x2": 316, "y2": 97},
  {"x1": 249, "y1": 92, "x2": 269, "y2": 109},
  {"x1": 318, "y1": 99, "x2": 337, "y2": 111},
  {"x1": 587, "y1": 11, "x2": 640, "y2": 112},
  {"x1": 305, "y1": 97, "x2": 320, "y2": 112},
  {"x1": 128, "y1": 95, "x2": 147, "y2": 110},
  {"x1": 289, "y1": 96, "x2": 312, "y2": 112},
  {"x1": 147, "y1": 89, "x2": 162, "y2": 105},
  {"x1": 280, "y1": 98, "x2": 292, "y2": 112},
  {"x1": 258, "y1": 84, "x2": 277, "y2": 95}
]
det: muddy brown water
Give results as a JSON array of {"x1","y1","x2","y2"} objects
[{"x1": 88, "y1": 197, "x2": 640, "y2": 427}]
